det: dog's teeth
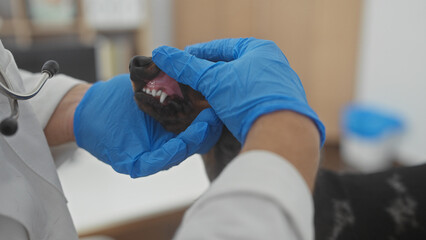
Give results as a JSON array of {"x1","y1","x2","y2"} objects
[
  {"x1": 142, "y1": 88, "x2": 147, "y2": 93},
  {"x1": 160, "y1": 92, "x2": 168, "y2": 103},
  {"x1": 152, "y1": 90, "x2": 157, "y2": 96},
  {"x1": 146, "y1": 89, "x2": 151, "y2": 94},
  {"x1": 156, "y1": 90, "x2": 162, "y2": 97}
]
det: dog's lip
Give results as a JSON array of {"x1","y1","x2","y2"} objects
[
  {"x1": 136, "y1": 87, "x2": 185, "y2": 106},
  {"x1": 137, "y1": 89, "x2": 183, "y2": 105}
]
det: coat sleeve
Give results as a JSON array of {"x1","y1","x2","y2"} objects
[
  {"x1": 173, "y1": 150, "x2": 314, "y2": 240},
  {"x1": 20, "y1": 70, "x2": 85, "y2": 129}
]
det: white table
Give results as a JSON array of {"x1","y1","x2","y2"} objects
[{"x1": 57, "y1": 148, "x2": 210, "y2": 235}]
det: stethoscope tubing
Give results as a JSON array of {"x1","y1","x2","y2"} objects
[
  {"x1": 0, "y1": 71, "x2": 51, "y2": 100},
  {"x1": 0, "y1": 60, "x2": 59, "y2": 136}
]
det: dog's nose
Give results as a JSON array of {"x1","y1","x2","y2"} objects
[
  {"x1": 130, "y1": 56, "x2": 152, "y2": 68},
  {"x1": 129, "y1": 56, "x2": 161, "y2": 83}
]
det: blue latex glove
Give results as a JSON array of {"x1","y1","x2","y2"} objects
[
  {"x1": 152, "y1": 38, "x2": 325, "y2": 146},
  {"x1": 74, "y1": 74, "x2": 223, "y2": 178}
]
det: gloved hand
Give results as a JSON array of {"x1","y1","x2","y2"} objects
[
  {"x1": 74, "y1": 74, "x2": 223, "y2": 178},
  {"x1": 152, "y1": 38, "x2": 325, "y2": 146}
]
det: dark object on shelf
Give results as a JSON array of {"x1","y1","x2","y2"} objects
[{"x1": 5, "y1": 41, "x2": 97, "y2": 82}]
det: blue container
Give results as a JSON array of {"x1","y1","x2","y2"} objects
[{"x1": 342, "y1": 104, "x2": 404, "y2": 140}]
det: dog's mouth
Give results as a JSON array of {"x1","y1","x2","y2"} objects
[
  {"x1": 129, "y1": 56, "x2": 208, "y2": 133},
  {"x1": 140, "y1": 72, "x2": 184, "y2": 104},
  {"x1": 133, "y1": 73, "x2": 194, "y2": 122}
]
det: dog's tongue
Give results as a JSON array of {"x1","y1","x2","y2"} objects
[{"x1": 146, "y1": 72, "x2": 183, "y2": 98}]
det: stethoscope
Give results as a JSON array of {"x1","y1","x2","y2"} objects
[{"x1": 0, "y1": 60, "x2": 59, "y2": 136}]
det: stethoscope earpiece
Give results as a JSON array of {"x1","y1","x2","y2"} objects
[{"x1": 41, "y1": 60, "x2": 60, "y2": 77}]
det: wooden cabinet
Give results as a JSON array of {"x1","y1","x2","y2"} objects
[{"x1": 174, "y1": 0, "x2": 362, "y2": 143}]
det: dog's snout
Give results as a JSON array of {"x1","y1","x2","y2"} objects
[{"x1": 129, "y1": 56, "x2": 161, "y2": 83}]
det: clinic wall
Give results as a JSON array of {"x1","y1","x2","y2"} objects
[
  {"x1": 355, "y1": 0, "x2": 426, "y2": 164},
  {"x1": 150, "y1": 0, "x2": 174, "y2": 49}
]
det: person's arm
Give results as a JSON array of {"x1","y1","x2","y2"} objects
[
  {"x1": 242, "y1": 110, "x2": 320, "y2": 191},
  {"x1": 173, "y1": 111, "x2": 319, "y2": 240},
  {"x1": 20, "y1": 70, "x2": 88, "y2": 146},
  {"x1": 43, "y1": 83, "x2": 90, "y2": 146}
]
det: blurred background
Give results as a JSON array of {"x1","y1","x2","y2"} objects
[{"x1": 1, "y1": 0, "x2": 425, "y2": 239}]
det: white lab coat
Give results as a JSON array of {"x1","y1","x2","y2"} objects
[{"x1": 0, "y1": 40, "x2": 82, "y2": 239}]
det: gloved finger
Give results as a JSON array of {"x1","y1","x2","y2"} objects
[
  {"x1": 186, "y1": 38, "x2": 289, "y2": 64},
  {"x1": 129, "y1": 138, "x2": 188, "y2": 178},
  {"x1": 184, "y1": 38, "x2": 241, "y2": 62},
  {"x1": 177, "y1": 108, "x2": 223, "y2": 154},
  {"x1": 152, "y1": 46, "x2": 217, "y2": 91},
  {"x1": 128, "y1": 109, "x2": 223, "y2": 178}
]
